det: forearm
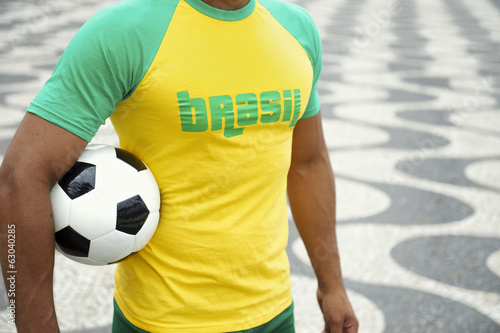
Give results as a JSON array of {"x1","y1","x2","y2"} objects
[
  {"x1": 287, "y1": 149, "x2": 345, "y2": 292},
  {"x1": 0, "y1": 177, "x2": 59, "y2": 332}
]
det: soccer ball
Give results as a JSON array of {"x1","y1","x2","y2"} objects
[{"x1": 50, "y1": 144, "x2": 161, "y2": 265}]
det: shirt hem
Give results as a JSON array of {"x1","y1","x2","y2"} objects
[{"x1": 114, "y1": 289, "x2": 293, "y2": 332}]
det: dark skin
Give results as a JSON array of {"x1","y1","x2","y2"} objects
[
  {"x1": 289, "y1": 112, "x2": 358, "y2": 333},
  {"x1": 201, "y1": 0, "x2": 250, "y2": 10},
  {"x1": 0, "y1": 113, "x2": 87, "y2": 332},
  {"x1": 0, "y1": 1, "x2": 358, "y2": 332}
]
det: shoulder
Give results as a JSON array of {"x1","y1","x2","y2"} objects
[
  {"x1": 257, "y1": 0, "x2": 316, "y2": 27},
  {"x1": 59, "y1": 0, "x2": 180, "y2": 91},
  {"x1": 257, "y1": 0, "x2": 321, "y2": 64},
  {"x1": 75, "y1": 0, "x2": 180, "y2": 43},
  {"x1": 257, "y1": 0, "x2": 319, "y2": 43}
]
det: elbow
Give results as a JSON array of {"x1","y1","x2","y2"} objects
[
  {"x1": 0, "y1": 156, "x2": 53, "y2": 194},
  {"x1": 289, "y1": 149, "x2": 331, "y2": 175},
  {"x1": 0, "y1": 161, "x2": 45, "y2": 218}
]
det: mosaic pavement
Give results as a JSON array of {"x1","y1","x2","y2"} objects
[{"x1": 0, "y1": 0, "x2": 499, "y2": 332}]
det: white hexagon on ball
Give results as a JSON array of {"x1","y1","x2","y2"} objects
[
  {"x1": 130, "y1": 170, "x2": 161, "y2": 214},
  {"x1": 68, "y1": 189, "x2": 117, "y2": 241},
  {"x1": 89, "y1": 230, "x2": 135, "y2": 264}
]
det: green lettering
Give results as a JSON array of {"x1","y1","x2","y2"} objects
[
  {"x1": 209, "y1": 95, "x2": 243, "y2": 138},
  {"x1": 236, "y1": 93, "x2": 258, "y2": 127},
  {"x1": 260, "y1": 91, "x2": 281, "y2": 124},
  {"x1": 177, "y1": 91, "x2": 208, "y2": 132},
  {"x1": 282, "y1": 90, "x2": 293, "y2": 122},
  {"x1": 289, "y1": 89, "x2": 301, "y2": 127}
]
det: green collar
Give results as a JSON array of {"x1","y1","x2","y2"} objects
[{"x1": 184, "y1": 0, "x2": 256, "y2": 21}]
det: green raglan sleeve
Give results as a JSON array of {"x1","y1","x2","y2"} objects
[
  {"x1": 295, "y1": 9, "x2": 322, "y2": 119},
  {"x1": 258, "y1": 0, "x2": 323, "y2": 119},
  {"x1": 27, "y1": 0, "x2": 177, "y2": 142}
]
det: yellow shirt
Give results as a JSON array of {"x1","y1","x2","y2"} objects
[{"x1": 28, "y1": 0, "x2": 322, "y2": 330}]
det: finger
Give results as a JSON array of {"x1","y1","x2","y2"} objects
[
  {"x1": 343, "y1": 317, "x2": 359, "y2": 333},
  {"x1": 325, "y1": 317, "x2": 343, "y2": 333},
  {"x1": 343, "y1": 325, "x2": 357, "y2": 333}
]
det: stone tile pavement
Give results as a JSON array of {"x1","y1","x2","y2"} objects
[{"x1": 0, "y1": 0, "x2": 499, "y2": 332}]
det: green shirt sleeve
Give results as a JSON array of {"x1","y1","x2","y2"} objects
[
  {"x1": 27, "y1": 0, "x2": 178, "y2": 142},
  {"x1": 258, "y1": 0, "x2": 323, "y2": 119}
]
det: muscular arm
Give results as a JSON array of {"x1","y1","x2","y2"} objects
[
  {"x1": 287, "y1": 112, "x2": 358, "y2": 333},
  {"x1": 0, "y1": 113, "x2": 87, "y2": 332}
]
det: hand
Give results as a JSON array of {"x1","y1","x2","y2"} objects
[{"x1": 317, "y1": 288, "x2": 359, "y2": 333}]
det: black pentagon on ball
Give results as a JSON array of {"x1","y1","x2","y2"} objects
[
  {"x1": 55, "y1": 226, "x2": 91, "y2": 257},
  {"x1": 58, "y1": 162, "x2": 96, "y2": 199},
  {"x1": 115, "y1": 148, "x2": 147, "y2": 172},
  {"x1": 116, "y1": 195, "x2": 150, "y2": 235}
]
